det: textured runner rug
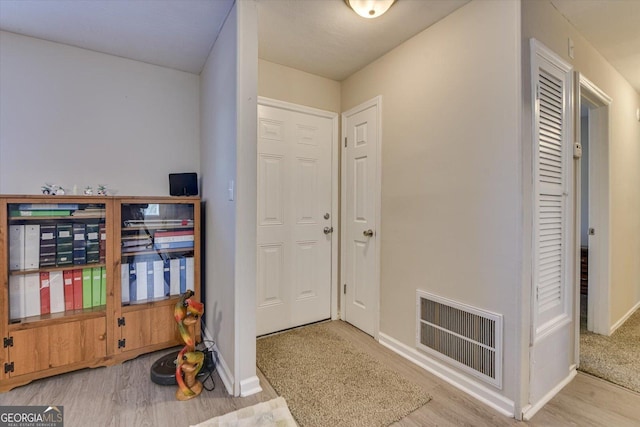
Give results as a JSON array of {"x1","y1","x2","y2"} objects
[
  {"x1": 190, "y1": 397, "x2": 297, "y2": 427},
  {"x1": 256, "y1": 322, "x2": 431, "y2": 427},
  {"x1": 580, "y1": 308, "x2": 640, "y2": 393}
]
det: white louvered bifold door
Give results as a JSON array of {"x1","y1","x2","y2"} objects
[{"x1": 531, "y1": 40, "x2": 573, "y2": 340}]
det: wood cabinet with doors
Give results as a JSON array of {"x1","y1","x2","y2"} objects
[
  {"x1": 112, "y1": 197, "x2": 200, "y2": 360},
  {"x1": 0, "y1": 195, "x2": 200, "y2": 392}
]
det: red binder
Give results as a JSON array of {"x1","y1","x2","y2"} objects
[
  {"x1": 63, "y1": 270, "x2": 74, "y2": 311},
  {"x1": 39, "y1": 272, "x2": 50, "y2": 315}
]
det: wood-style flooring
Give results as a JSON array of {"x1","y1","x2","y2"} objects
[{"x1": 1, "y1": 320, "x2": 639, "y2": 427}]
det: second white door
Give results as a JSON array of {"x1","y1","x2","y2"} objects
[
  {"x1": 342, "y1": 98, "x2": 380, "y2": 337},
  {"x1": 256, "y1": 99, "x2": 335, "y2": 336}
]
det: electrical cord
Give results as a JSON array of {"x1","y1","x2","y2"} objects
[{"x1": 196, "y1": 339, "x2": 218, "y2": 392}]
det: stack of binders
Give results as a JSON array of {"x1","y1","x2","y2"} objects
[
  {"x1": 9, "y1": 203, "x2": 77, "y2": 218},
  {"x1": 8, "y1": 266, "x2": 108, "y2": 321},
  {"x1": 9, "y1": 273, "x2": 41, "y2": 320},
  {"x1": 121, "y1": 232, "x2": 153, "y2": 253},
  {"x1": 121, "y1": 256, "x2": 194, "y2": 304},
  {"x1": 9, "y1": 224, "x2": 42, "y2": 271},
  {"x1": 7, "y1": 204, "x2": 109, "y2": 322},
  {"x1": 153, "y1": 229, "x2": 194, "y2": 250},
  {"x1": 79, "y1": 266, "x2": 107, "y2": 309}
]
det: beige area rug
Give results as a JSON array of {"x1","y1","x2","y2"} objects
[
  {"x1": 256, "y1": 322, "x2": 431, "y2": 427},
  {"x1": 580, "y1": 307, "x2": 640, "y2": 393},
  {"x1": 190, "y1": 397, "x2": 297, "y2": 427}
]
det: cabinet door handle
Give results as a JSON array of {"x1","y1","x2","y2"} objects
[{"x1": 98, "y1": 334, "x2": 106, "y2": 341}]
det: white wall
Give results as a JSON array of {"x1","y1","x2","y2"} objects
[
  {"x1": 0, "y1": 31, "x2": 200, "y2": 196},
  {"x1": 520, "y1": 0, "x2": 640, "y2": 414},
  {"x1": 341, "y1": 0, "x2": 521, "y2": 408},
  {"x1": 200, "y1": 0, "x2": 259, "y2": 397},
  {"x1": 200, "y1": 3, "x2": 238, "y2": 393},
  {"x1": 522, "y1": 0, "x2": 640, "y2": 335},
  {"x1": 258, "y1": 59, "x2": 341, "y2": 113}
]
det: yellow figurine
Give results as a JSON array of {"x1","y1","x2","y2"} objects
[{"x1": 174, "y1": 290, "x2": 205, "y2": 400}]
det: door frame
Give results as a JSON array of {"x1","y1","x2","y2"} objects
[
  {"x1": 573, "y1": 75, "x2": 611, "y2": 344},
  {"x1": 256, "y1": 96, "x2": 340, "y2": 322},
  {"x1": 340, "y1": 96, "x2": 382, "y2": 338}
]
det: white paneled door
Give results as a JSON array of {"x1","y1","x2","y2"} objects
[
  {"x1": 256, "y1": 100, "x2": 335, "y2": 336},
  {"x1": 342, "y1": 98, "x2": 380, "y2": 337}
]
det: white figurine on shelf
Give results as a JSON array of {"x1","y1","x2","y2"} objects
[
  {"x1": 84, "y1": 186, "x2": 93, "y2": 196},
  {"x1": 41, "y1": 183, "x2": 65, "y2": 195}
]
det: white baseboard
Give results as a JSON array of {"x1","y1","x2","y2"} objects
[
  {"x1": 240, "y1": 376, "x2": 262, "y2": 397},
  {"x1": 214, "y1": 344, "x2": 234, "y2": 395},
  {"x1": 200, "y1": 322, "x2": 236, "y2": 395},
  {"x1": 521, "y1": 367, "x2": 576, "y2": 420},
  {"x1": 210, "y1": 345, "x2": 261, "y2": 397},
  {"x1": 378, "y1": 332, "x2": 515, "y2": 417},
  {"x1": 610, "y1": 300, "x2": 640, "y2": 335}
]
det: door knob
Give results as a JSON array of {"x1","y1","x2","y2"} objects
[
  {"x1": 324, "y1": 226, "x2": 334, "y2": 235},
  {"x1": 363, "y1": 229, "x2": 374, "y2": 237}
]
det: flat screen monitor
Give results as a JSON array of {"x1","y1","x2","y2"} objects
[{"x1": 169, "y1": 173, "x2": 198, "y2": 196}]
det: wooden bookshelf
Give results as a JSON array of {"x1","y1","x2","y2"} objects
[{"x1": 0, "y1": 195, "x2": 201, "y2": 392}]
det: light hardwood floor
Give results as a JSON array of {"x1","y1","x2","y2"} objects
[{"x1": 1, "y1": 320, "x2": 639, "y2": 427}]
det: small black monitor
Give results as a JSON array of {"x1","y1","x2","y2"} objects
[{"x1": 169, "y1": 173, "x2": 198, "y2": 196}]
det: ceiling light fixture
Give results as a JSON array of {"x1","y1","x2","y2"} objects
[{"x1": 345, "y1": 0, "x2": 396, "y2": 19}]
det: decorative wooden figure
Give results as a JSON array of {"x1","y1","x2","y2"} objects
[{"x1": 174, "y1": 290, "x2": 205, "y2": 401}]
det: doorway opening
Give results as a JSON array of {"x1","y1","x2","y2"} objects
[
  {"x1": 575, "y1": 78, "x2": 640, "y2": 394},
  {"x1": 575, "y1": 75, "x2": 611, "y2": 342},
  {"x1": 578, "y1": 97, "x2": 594, "y2": 332}
]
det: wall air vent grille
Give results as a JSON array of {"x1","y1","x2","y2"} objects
[{"x1": 416, "y1": 290, "x2": 503, "y2": 388}]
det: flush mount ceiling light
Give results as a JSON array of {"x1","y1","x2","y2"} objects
[{"x1": 345, "y1": 0, "x2": 396, "y2": 19}]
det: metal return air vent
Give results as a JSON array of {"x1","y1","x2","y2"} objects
[{"x1": 416, "y1": 290, "x2": 503, "y2": 388}]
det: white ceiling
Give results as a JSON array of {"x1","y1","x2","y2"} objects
[
  {"x1": 0, "y1": 0, "x2": 234, "y2": 74},
  {"x1": 257, "y1": 0, "x2": 468, "y2": 81},
  {"x1": 550, "y1": 0, "x2": 640, "y2": 94},
  {"x1": 0, "y1": 0, "x2": 638, "y2": 92}
]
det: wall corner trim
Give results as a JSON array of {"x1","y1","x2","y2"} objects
[
  {"x1": 239, "y1": 376, "x2": 262, "y2": 397},
  {"x1": 378, "y1": 332, "x2": 515, "y2": 417},
  {"x1": 610, "y1": 300, "x2": 640, "y2": 335},
  {"x1": 521, "y1": 367, "x2": 576, "y2": 420}
]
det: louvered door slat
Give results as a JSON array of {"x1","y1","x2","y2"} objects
[
  {"x1": 540, "y1": 118, "x2": 562, "y2": 133},
  {"x1": 540, "y1": 110, "x2": 562, "y2": 126},
  {"x1": 532, "y1": 48, "x2": 572, "y2": 337},
  {"x1": 537, "y1": 189, "x2": 564, "y2": 315}
]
